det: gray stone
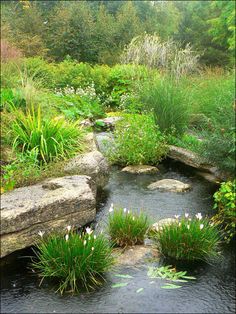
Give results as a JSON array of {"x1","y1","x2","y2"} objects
[
  {"x1": 95, "y1": 132, "x2": 115, "y2": 154},
  {"x1": 114, "y1": 245, "x2": 159, "y2": 266},
  {"x1": 83, "y1": 132, "x2": 99, "y2": 152},
  {"x1": 121, "y1": 165, "x2": 159, "y2": 174},
  {"x1": 80, "y1": 119, "x2": 94, "y2": 128},
  {"x1": 0, "y1": 175, "x2": 96, "y2": 258},
  {"x1": 148, "y1": 179, "x2": 191, "y2": 192},
  {"x1": 64, "y1": 150, "x2": 109, "y2": 189}
]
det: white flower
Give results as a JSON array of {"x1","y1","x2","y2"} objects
[
  {"x1": 38, "y1": 231, "x2": 45, "y2": 238},
  {"x1": 185, "y1": 213, "x2": 189, "y2": 218},
  {"x1": 109, "y1": 203, "x2": 114, "y2": 212},
  {"x1": 196, "y1": 213, "x2": 202, "y2": 220},
  {"x1": 128, "y1": 210, "x2": 130, "y2": 214},
  {"x1": 124, "y1": 208, "x2": 127, "y2": 213},
  {"x1": 188, "y1": 218, "x2": 192, "y2": 221},
  {"x1": 91, "y1": 247, "x2": 94, "y2": 251},
  {"x1": 187, "y1": 225, "x2": 190, "y2": 230},
  {"x1": 178, "y1": 222, "x2": 181, "y2": 226},
  {"x1": 94, "y1": 235, "x2": 97, "y2": 239},
  {"x1": 83, "y1": 240, "x2": 87, "y2": 246},
  {"x1": 85, "y1": 227, "x2": 93, "y2": 235},
  {"x1": 66, "y1": 225, "x2": 72, "y2": 232},
  {"x1": 132, "y1": 216, "x2": 135, "y2": 221},
  {"x1": 65, "y1": 234, "x2": 69, "y2": 241},
  {"x1": 210, "y1": 222, "x2": 214, "y2": 227},
  {"x1": 174, "y1": 215, "x2": 180, "y2": 219},
  {"x1": 200, "y1": 224, "x2": 204, "y2": 230}
]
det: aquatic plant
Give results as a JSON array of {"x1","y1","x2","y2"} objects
[
  {"x1": 152, "y1": 213, "x2": 221, "y2": 262},
  {"x1": 31, "y1": 227, "x2": 115, "y2": 294},
  {"x1": 108, "y1": 205, "x2": 150, "y2": 247},
  {"x1": 212, "y1": 180, "x2": 236, "y2": 243}
]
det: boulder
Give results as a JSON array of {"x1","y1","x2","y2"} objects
[
  {"x1": 147, "y1": 179, "x2": 191, "y2": 192},
  {"x1": 121, "y1": 165, "x2": 159, "y2": 174},
  {"x1": 64, "y1": 150, "x2": 109, "y2": 189},
  {"x1": 150, "y1": 218, "x2": 177, "y2": 233},
  {"x1": 0, "y1": 175, "x2": 96, "y2": 258},
  {"x1": 95, "y1": 132, "x2": 115, "y2": 154},
  {"x1": 168, "y1": 145, "x2": 213, "y2": 171}
]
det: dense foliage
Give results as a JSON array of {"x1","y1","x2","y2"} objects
[
  {"x1": 212, "y1": 181, "x2": 236, "y2": 242},
  {"x1": 1, "y1": 0, "x2": 235, "y2": 67}
]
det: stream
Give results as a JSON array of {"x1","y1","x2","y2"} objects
[{"x1": 1, "y1": 159, "x2": 235, "y2": 313}]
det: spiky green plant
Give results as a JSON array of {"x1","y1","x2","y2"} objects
[
  {"x1": 152, "y1": 214, "x2": 221, "y2": 262},
  {"x1": 108, "y1": 206, "x2": 150, "y2": 247},
  {"x1": 32, "y1": 227, "x2": 115, "y2": 294},
  {"x1": 11, "y1": 106, "x2": 83, "y2": 163}
]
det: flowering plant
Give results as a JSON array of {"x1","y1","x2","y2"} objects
[
  {"x1": 152, "y1": 213, "x2": 221, "y2": 262},
  {"x1": 107, "y1": 205, "x2": 150, "y2": 247},
  {"x1": 31, "y1": 226, "x2": 114, "y2": 294}
]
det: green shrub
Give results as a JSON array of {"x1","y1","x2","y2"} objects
[
  {"x1": 11, "y1": 107, "x2": 83, "y2": 163},
  {"x1": 32, "y1": 227, "x2": 114, "y2": 294},
  {"x1": 107, "y1": 114, "x2": 167, "y2": 165},
  {"x1": 108, "y1": 205, "x2": 150, "y2": 247},
  {"x1": 212, "y1": 180, "x2": 236, "y2": 243},
  {"x1": 139, "y1": 78, "x2": 189, "y2": 135},
  {"x1": 152, "y1": 213, "x2": 221, "y2": 262}
]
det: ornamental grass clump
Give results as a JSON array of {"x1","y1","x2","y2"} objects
[
  {"x1": 32, "y1": 227, "x2": 115, "y2": 294},
  {"x1": 152, "y1": 213, "x2": 221, "y2": 262},
  {"x1": 11, "y1": 106, "x2": 83, "y2": 163},
  {"x1": 108, "y1": 204, "x2": 150, "y2": 247}
]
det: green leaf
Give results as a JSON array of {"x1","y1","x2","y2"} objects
[
  {"x1": 112, "y1": 282, "x2": 129, "y2": 288},
  {"x1": 181, "y1": 276, "x2": 196, "y2": 280},
  {"x1": 136, "y1": 288, "x2": 144, "y2": 293},
  {"x1": 114, "y1": 274, "x2": 133, "y2": 279},
  {"x1": 161, "y1": 284, "x2": 182, "y2": 289}
]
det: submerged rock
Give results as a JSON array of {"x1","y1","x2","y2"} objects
[
  {"x1": 114, "y1": 245, "x2": 159, "y2": 266},
  {"x1": 121, "y1": 165, "x2": 159, "y2": 174},
  {"x1": 147, "y1": 179, "x2": 191, "y2": 192},
  {"x1": 0, "y1": 175, "x2": 96, "y2": 258},
  {"x1": 64, "y1": 150, "x2": 109, "y2": 189}
]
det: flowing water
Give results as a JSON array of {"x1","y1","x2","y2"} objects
[{"x1": 1, "y1": 161, "x2": 235, "y2": 313}]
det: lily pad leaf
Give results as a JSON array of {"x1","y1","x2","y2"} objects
[
  {"x1": 112, "y1": 282, "x2": 129, "y2": 288},
  {"x1": 136, "y1": 288, "x2": 144, "y2": 293},
  {"x1": 114, "y1": 274, "x2": 133, "y2": 279}
]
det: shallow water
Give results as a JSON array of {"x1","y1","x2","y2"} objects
[{"x1": 1, "y1": 162, "x2": 235, "y2": 314}]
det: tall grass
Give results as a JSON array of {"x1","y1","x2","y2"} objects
[
  {"x1": 139, "y1": 78, "x2": 189, "y2": 135},
  {"x1": 11, "y1": 106, "x2": 83, "y2": 163}
]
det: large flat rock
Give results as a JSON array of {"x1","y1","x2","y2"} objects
[{"x1": 0, "y1": 175, "x2": 96, "y2": 258}]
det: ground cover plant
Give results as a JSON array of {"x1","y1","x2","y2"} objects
[
  {"x1": 31, "y1": 227, "x2": 115, "y2": 294},
  {"x1": 152, "y1": 213, "x2": 221, "y2": 262},
  {"x1": 108, "y1": 205, "x2": 150, "y2": 247},
  {"x1": 212, "y1": 180, "x2": 236, "y2": 243},
  {"x1": 107, "y1": 114, "x2": 167, "y2": 165}
]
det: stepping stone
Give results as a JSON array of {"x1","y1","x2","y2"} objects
[
  {"x1": 121, "y1": 165, "x2": 159, "y2": 174},
  {"x1": 147, "y1": 179, "x2": 191, "y2": 192}
]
